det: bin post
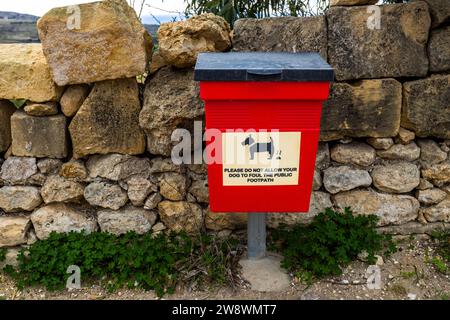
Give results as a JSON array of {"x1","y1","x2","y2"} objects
[{"x1": 247, "y1": 213, "x2": 266, "y2": 259}]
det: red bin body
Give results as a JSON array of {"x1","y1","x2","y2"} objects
[{"x1": 195, "y1": 53, "x2": 333, "y2": 213}]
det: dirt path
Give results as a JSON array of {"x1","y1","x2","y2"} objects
[{"x1": 0, "y1": 237, "x2": 449, "y2": 300}]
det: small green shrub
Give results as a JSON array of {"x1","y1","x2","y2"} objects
[
  {"x1": 2, "y1": 231, "x2": 241, "y2": 297},
  {"x1": 0, "y1": 248, "x2": 6, "y2": 262},
  {"x1": 270, "y1": 207, "x2": 396, "y2": 280},
  {"x1": 429, "y1": 229, "x2": 450, "y2": 274},
  {"x1": 9, "y1": 99, "x2": 27, "y2": 108}
]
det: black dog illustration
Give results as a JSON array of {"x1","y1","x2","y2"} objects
[{"x1": 241, "y1": 135, "x2": 275, "y2": 160}]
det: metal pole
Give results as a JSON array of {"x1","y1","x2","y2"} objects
[{"x1": 247, "y1": 213, "x2": 266, "y2": 259}]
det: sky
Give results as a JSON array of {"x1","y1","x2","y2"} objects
[{"x1": 0, "y1": 0, "x2": 186, "y2": 24}]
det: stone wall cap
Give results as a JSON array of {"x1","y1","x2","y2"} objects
[{"x1": 194, "y1": 52, "x2": 334, "y2": 82}]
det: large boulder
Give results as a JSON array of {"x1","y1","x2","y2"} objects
[
  {"x1": 422, "y1": 0, "x2": 450, "y2": 28},
  {"x1": 0, "y1": 100, "x2": 16, "y2": 153},
  {"x1": 371, "y1": 163, "x2": 420, "y2": 193},
  {"x1": 233, "y1": 16, "x2": 327, "y2": 59},
  {"x1": 40, "y1": 175, "x2": 84, "y2": 204},
  {"x1": 140, "y1": 67, "x2": 204, "y2": 156},
  {"x1": 422, "y1": 162, "x2": 450, "y2": 186},
  {"x1": 84, "y1": 182, "x2": 128, "y2": 210},
  {"x1": 0, "y1": 216, "x2": 31, "y2": 247},
  {"x1": 416, "y1": 188, "x2": 447, "y2": 205},
  {"x1": 0, "y1": 44, "x2": 62, "y2": 102},
  {"x1": 417, "y1": 139, "x2": 448, "y2": 164},
  {"x1": 428, "y1": 26, "x2": 450, "y2": 73},
  {"x1": 402, "y1": 75, "x2": 450, "y2": 139},
  {"x1": 321, "y1": 79, "x2": 402, "y2": 140},
  {"x1": 0, "y1": 157, "x2": 37, "y2": 185},
  {"x1": 327, "y1": 2, "x2": 430, "y2": 80},
  {"x1": 86, "y1": 154, "x2": 151, "y2": 182},
  {"x1": 158, "y1": 201, "x2": 203, "y2": 234},
  {"x1": 323, "y1": 166, "x2": 372, "y2": 194},
  {"x1": 330, "y1": 142, "x2": 376, "y2": 167},
  {"x1": 267, "y1": 192, "x2": 333, "y2": 227},
  {"x1": 421, "y1": 197, "x2": 450, "y2": 223},
  {"x1": 97, "y1": 206, "x2": 157, "y2": 235},
  {"x1": 158, "y1": 13, "x2": 231, "y2": 68},
  {"x1": 0, "y1": 186, "x2": 42, "y2": 213},
  {"x1": 10, "y1": 111, "x2": 68, "y2": 158},
  {"x1": 31, "y1": 203, "x2": 98, "y2": 239},
  {"x1": 159, "y1": 173, "x2": 187, "y2": 201},
  {"x1": 333, "y1": 190, "x2": 419, "y2": 226},
  {"x1": 205, "y1": 208, "x2": 247, "y2": 231},
  {"x1": 37, "y1": 0, "x2": 152, "y2": 86},
  {"x1": 376, "y1": 142, "x2": 421, "y2": 161},
  {"x1": 69, "y1": 78, "x2": 146, "y2": 158}
]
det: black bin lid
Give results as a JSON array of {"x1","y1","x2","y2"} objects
[{"x1": 194, "y1": 52, "x2": 333, "y2": 82}]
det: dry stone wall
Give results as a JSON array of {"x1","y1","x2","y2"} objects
[{"x1": 1, "y1": 0, "x2": 450, "y2": 254}]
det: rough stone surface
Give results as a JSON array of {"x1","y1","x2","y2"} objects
[
  {"x1": 0, "y1": 101, "x2": 16, "y2": 153},
  {"x1": 315, "y1": 143, "x2": 330, "y2": 170},
  {"x1": 402, "y1": 75, "x2": 450, "y2": 139},
  {"x1": 97, "y1": 206, "x2": 157, "y2": 235},
  {"x1": 59, "y1": 160, "x2": 88, "y2": 181},
  {"x1": 233, "y1": 16, "x2": 327, "y2": 59},
  {"x1": 69, "y1": 78, "x2": 145, "y2": 158},
  {"x1": 84, "y1": 182, "x2": 128, "y2": 210},
  {"x1": 239, "y1": 255, "x2": 291, "y2": 292},
  {"x1": 330, "y1": 0, "x2": 377, "y2": 5},
  {"x1": 140, "y1": 67, "x2": 204, "y2": 156},
  {"x1": 149, "y1": 50, "x2": 167, "y2": 74},
  {"x1": 31, "y1": 203, "x2": 98, "y2": 240},
  {"x1": 312, "y1": 169, "x2": 322, "y2": 191},
  {"x1": 41, "y1": 175, "x2": 84, "y2": 204},
  {"x1": 417, "y1": 179, "x2": 434, "y2": 190},
  {"x1": 422, "y1": 162, "x2": 450, "y2": 186},
  {"x1": 323, "y1": 166, "x2": 371, "y2": 194},
  {"x1": 0, "y1": 44, "x2": 61, "y2": 102},
  {"x1": 11, "y1": 111, "x2": 67, "y2": 158},
  {"x1": 330, "y1": 142, "x2": 376, "y2": 167},
  {"x1": 0, "y1": 186, "x2": 42, "y2": 212},
  {"x1": 422, "y1": 0, "x2": 450, "y2": 28},
  {"x1": 417, "y1": 139, "x2": 448, "y2": 164},
  {"x1": 421, "y1": 196, "x2": 450, "y2": 222},
  {"x1": 333, "y1": 190, "x2": 419, "y2": 226},
  {"x1": 396, "y1": 128, "x2": 415, "y2": 145},
  {"x1": 37, "y1": 158, "x2": 62, "y2": 175},
  {"x1": 60, "y1": 85, "x2": 90, "y2": 117},
  {"x1": 0, "y1": 216, "x2": 30, "y2": 247},
  {"x1": 378, "y1": 221, "x2": 450, "y2": 235},
  {"x1": 160, "y1": 173, "x2": 187, "y2": 201},
  {"x1": 24, "y1": 102, "x2": 58, "y2": 117},
  {"x1": 321, "y1": 79, "x2": 402, "y2": 141},
  {"x1": 416, "y1": 188, "x2": 447, "y2": 205},
  {"x1": 189, "y1": 179, "x2": 209, "y2": 203},
  {"x1": 0, "y1": 248, "x2": 20, "y2": 268},
  {"x1": 37, "y1": 0, "x2": 152, "y2": 86},
  {"x1": 87, "y1": 154, "x2": 151, "y2": 182},
  {"x1": 377, "y1": 143, "x2": 421, "y2": 161},
  {"x1": 144, "y1": 192, "x2": 162, "y2": 210},
  {"x1": 158, "y1": 201, "x2": 203, "y2": 234},
  {"x1": 428, "y1": 26, "x2": 450, "y2": 73},
  {"x1": 267, "y1": 192, "x2": 333, "y2": 227},
  {"x1": 371, "y1": 163, "x2": 420, "y2": 193},
  {"x1": 158, "y1": 13, "x2": 231, "y2": 68},
  {"x1": 205, "y1": 209, "x2": 247, "y2": 231},
  {"x1": 127, "y1": 178, "x2": 156, "y2": 206},
  {"x1": 327, "y1": 2, "x2": 430, "y2": 80},
  {"x1": 0, "y1": 157, "x2": 37, "y2": 185},
  {"x1": 367, "y1": 138, "x2": 394, "y2": 150}
]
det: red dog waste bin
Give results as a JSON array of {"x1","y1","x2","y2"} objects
[{"x1": 194, "y1": 52, "x2": 333, "y2": 213}]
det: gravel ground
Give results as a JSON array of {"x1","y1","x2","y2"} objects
[{"x1": 0, "y1": 236, "x2": 449, "y2": 300}]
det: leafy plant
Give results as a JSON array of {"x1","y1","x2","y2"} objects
[
  {"x1": 0, "y1": 248, "x2": 6, "y2": 262},
  {"x1": 2, "y1": 231, "x2": 242, "y2": 297},
  {"x1": 429, "y1": 229, "x2": 450, "y2": 274},
  {"x1": 9, "y1": 99, "x2": 27, "y2": 109},
  {"x1": 270, "y1": 207, "x2": 396, "y2": 279}
]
